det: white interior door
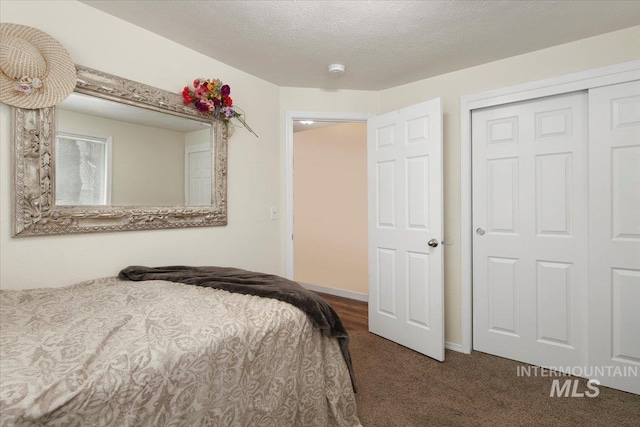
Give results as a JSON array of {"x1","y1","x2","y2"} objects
[
  {"x1": 185, "y1": 143, "x2": 212, "y2": 206},
  {"x1": 472, "y1": 92, "x2": 589, "y2": 369},
  {"x1": 367, "y1": 99, "x2": 444, "y2": 361},
  {"x1": 588, "y1": 80, "x2": 640, "y2": 395}
]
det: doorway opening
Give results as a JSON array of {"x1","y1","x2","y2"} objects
[{"x1": 285, "y1": 112, "x2": 372, "y2": 301}]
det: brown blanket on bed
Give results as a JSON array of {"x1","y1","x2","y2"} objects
[{"x1": 118, "y1": 265, "x2": 356, "y2": 391}]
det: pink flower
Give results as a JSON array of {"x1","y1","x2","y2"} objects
[{"x1": 195, "y1": 86, "x2": 207, "y2": 98}]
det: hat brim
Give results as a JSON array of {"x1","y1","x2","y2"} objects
[{"x1": 0, "y1": 23, "x2": 77, "y2": 109}]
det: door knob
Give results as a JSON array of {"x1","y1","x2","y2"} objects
[
  {"x1": 428, "y1": 239, "x2": 439, "y2": 248},
  {"x1": 476, "y1": 227, "x2": 485, "y2": 236}
]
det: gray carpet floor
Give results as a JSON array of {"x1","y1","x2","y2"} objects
[{"x1": 350, "y1": 331, "x2": 640, "y2": 427}]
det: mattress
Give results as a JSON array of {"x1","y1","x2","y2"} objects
[{"x1": 0, "y1": 277, "x2": 361, "y2": 426}]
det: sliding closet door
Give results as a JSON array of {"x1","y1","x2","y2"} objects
[
  {"x1": 472, "y1": 92, "x2": 589, "y2": 369},
  {"x1": 588, "y1": 80, "x2": 640, "y2": 395}
]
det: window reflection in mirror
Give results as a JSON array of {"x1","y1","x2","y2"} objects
[
  {"x1": 55, "y1": 130, "x2": 111, "y2": 206},
  {"x1": 55, "y1": 93, "x2": 213, "y2": 207}
]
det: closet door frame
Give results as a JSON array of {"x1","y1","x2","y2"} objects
[{"x1": 459, "y1": 60, "x2": 640, "y2": 354}]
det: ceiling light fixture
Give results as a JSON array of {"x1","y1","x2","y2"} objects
[
  {"x1": 299, "y1": 120, "x2": 314, "y2": 125},
  {"x1": 328, "y1": 63, "x2": 346, "y2": 75}
]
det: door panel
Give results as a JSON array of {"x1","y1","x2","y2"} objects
[
  {"x1": 536, "y1": 261, "x2": 571, "y2": 345},
  {"x1": 407, "y1": 251, "x2": 430, "y2": 328},
  {"x1": 487, "y1": 157, "x2": 518, "y2": 233},
  {"x1": 536, "y1": 153, "x2": 572, "y2": 235},
  {"x1": 473, "y1": 92, "x2": 588, "y2": 369},
  {"x1": 487, "y1": 256, "x2": 518, "y2": 336},
  {"x1": 406, "y1": 156, "x2": 430, "y2": 230},
  {"x1": 376, "y1": 161, "x2": 396, "y2": 227},
  {"x1": 377, "y1": 248, "x2": 397, "y2": 317},
  {"x1": 368, "y1": 99, "x2": 444, "y2": 361},
  {"x1": 588, "y1": 80, "x2": 640, "y2": 394}
]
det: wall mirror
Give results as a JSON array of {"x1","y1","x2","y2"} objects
[{"x1": 12, "y1": 65, "x2": 228, "y2": 237}]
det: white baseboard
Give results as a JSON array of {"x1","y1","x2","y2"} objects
[
  {"x1": 445, "y1": 341, "x2": 466, "y2": 353},
  {"x1": 300, "y1": 282, "x2": 369, "y2": 302}
]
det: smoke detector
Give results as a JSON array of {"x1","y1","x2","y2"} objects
[{"x1": 328, "y1": 63, "x2": 346, "y2": 75}]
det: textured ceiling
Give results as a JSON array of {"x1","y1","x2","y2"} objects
[{"x1": 82, "y1": 1, "x2": 640, "y2": 90}]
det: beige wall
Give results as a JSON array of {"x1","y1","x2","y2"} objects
[
  {"x1": 378, "y1": 25, "x2": 640, "y2": 345},
  {"x1": 1, "y1": 0, "x2": 281, "y2": 289},
  {"x1": 279, "y1": 87, "x2": 380, "y2": 114},
  {"x1": 58, "y1": 109, "x2": 185, "y2": 206},
  {"x1": 185, "y1": 128, "x2": 211, "y2": 147},
  {"x1": 293, "y1": 123, "x2": 368, "y2": 295}
]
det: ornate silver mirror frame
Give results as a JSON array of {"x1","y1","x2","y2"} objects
[{"x1": 12, "y1": 65, "x2": 228, "y2": 237}]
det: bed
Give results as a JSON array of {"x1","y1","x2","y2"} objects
[{"x1": 0, "y1": 275, "x2": 361, "y2": 426}]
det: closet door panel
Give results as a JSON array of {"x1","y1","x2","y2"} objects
[
  {"x1": 588, "y1": 80, "x2": 640, "y2": 395},
  {"x1": 473, "y1": 92, "x2": 588, "y2": 368}
]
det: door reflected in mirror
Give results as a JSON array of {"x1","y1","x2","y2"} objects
[{"x1": 56, "y1": 92, "x2": 213, "y2": 207}]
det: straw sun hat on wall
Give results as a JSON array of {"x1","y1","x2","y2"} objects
[{"x1": 0, "y1": 23, "x2": 77, "y2": 109}]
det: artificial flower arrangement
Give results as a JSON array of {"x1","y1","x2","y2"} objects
[{"x1": 182, "y1": 78, "x2": 257, "y2": 137}]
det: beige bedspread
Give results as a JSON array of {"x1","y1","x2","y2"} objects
[{"x1": 0, "y1": 277, "x2": 361, "y2": 426}]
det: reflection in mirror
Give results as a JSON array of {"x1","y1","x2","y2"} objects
[
  {"x1": 13, "y1": 65, "x2": 227, "y2": 237},
  {"x1": 55, "y1": 129, "x2": 111, "y2": 206},
  {"x1": 56, "y1": 93, "x2": 213, "y2": 207}
]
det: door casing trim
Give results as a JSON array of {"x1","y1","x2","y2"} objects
[{"x1": 284, "y1": 111, "x2": 374, "y2": 280}]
